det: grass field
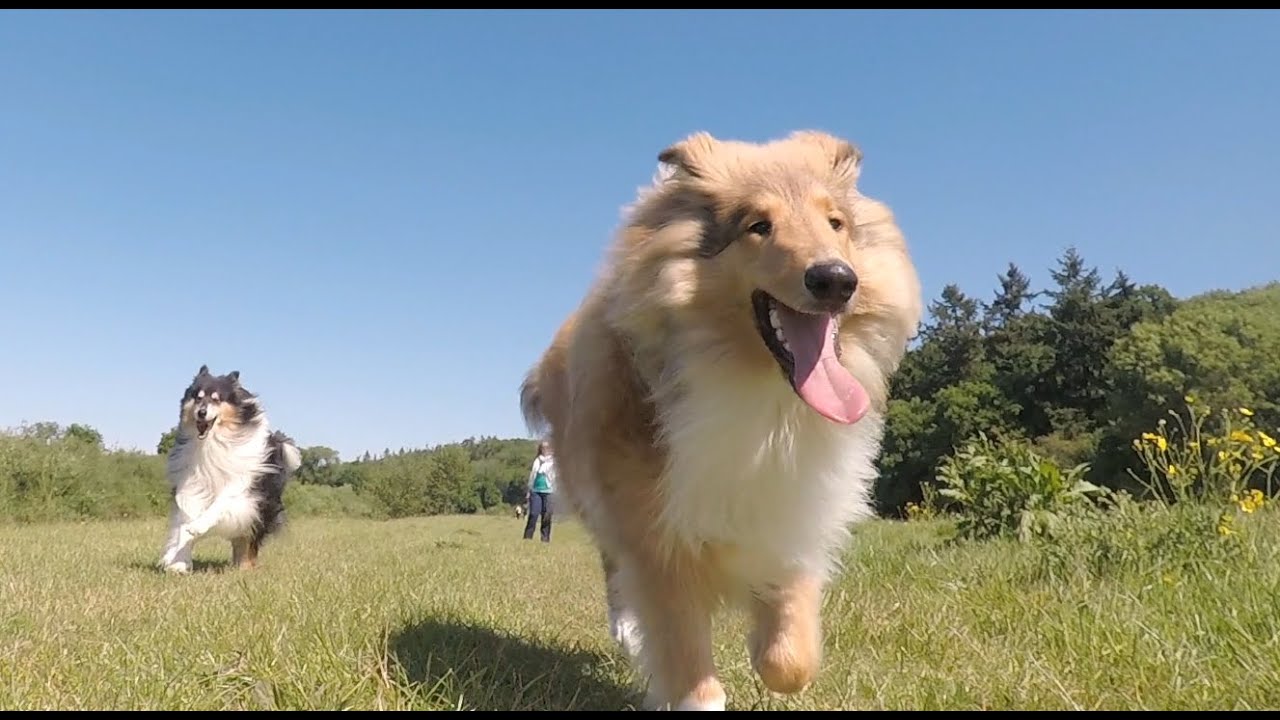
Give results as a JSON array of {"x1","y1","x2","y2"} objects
[{"x1": 2, "y1": 512, "x2": 1278, "y2": 710}]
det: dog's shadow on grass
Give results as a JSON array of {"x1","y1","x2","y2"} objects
[
  {"x1": 125, "y1": 558, "x2": 232, "y2": 575},
  {"x1": 389, "y1": 617, "x2": 640, "y2": 711}
]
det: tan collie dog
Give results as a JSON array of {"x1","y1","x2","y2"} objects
[{"x1": 519, "y1": 130, "x2": 922, "y2": 710}]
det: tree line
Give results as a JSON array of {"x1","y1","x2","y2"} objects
[
  {"x1": 875, "y1": 246, "x2": 1280, "y2": 515},
  {"x1": 3, "y1": 245, "x2": 1277, "y2": 523},
  {"x1": 0, "y1": 421, "x2": 537, "y2": 522}
]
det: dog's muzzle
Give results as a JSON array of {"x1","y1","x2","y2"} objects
[{"x1": 195, "y1": 405, "x2": 213, "y2": 437}]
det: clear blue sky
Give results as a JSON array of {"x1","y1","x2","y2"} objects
[{"x1": 2, "y1": 11, "x2": 1277, "y2": 460}]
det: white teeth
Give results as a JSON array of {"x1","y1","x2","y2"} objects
[{"x1": 767, "y1": 305, "x2": 790, "y2": 353}]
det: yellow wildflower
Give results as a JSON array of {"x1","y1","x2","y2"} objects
[
  {"x1": 1239, "y1": 408, "x2": 1254, "y2": 417},
  {"x1": 1218, "y1": 513, "x2": 1237, "y2": 536},
  {"x1": 1230, "y1": 430, "x2": 1254, "y2": 444},
  {"x1": 1184, "y1": 395, "x2": 1196, "y2": 405},
  {"x1": 1218, "y1": 450, "x2": 1229, "y2": 462},
  {"x1": 1258, "y1": 431, "x2": 1276, "y2": 448},
  {"x1": 1238, "y1": 490, "x2": 1263, "y2": 514},
  {"x1": 1166, "y1": 464, "x2": 1179, "y2": 478}
]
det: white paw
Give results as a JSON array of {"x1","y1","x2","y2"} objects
[
  {"x1": 647, "y1": 691, "x2": 726, "y2": 711},
  {"x1": 673, "y1": 697, "x2": 726, "y2": 711},
  {"x1": 158, "y1": 541, "x2": 192, "y2": 573},
  {"x1": 160, "y1": 559, "x2": 191, "y2": 574},
  {"x1": 159, "y1": 546, "x2": 178, "y2": 567},
  {"x1": 609, "y1": 607, "x2": 644, "y2": 660}
]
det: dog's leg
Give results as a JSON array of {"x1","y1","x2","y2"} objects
[
  {"x1": 747, "y1": 573, "x2": 824, "y2": 695},
  {"x1": 164, "y1": 493, "x2": 240, "y2": 571},
  {"x1": 625, "y1": 553, "x2": 725, "y2": 711},
  {"x1": 602, "y1": 550, "x2": 643, "y2": 662},
  {"x1": 181, "y1": 491, "x2": 238, "y2": 541},
  {"x1": 230, "y1": 537, "x2": 258, "y2": 570},
  {"x1": 159, "y1": 503, "x2": 195, "y2": 574}
]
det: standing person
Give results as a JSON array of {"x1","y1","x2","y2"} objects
[{"x1": 524, "y1": 442, "x2": 555, "y2": 543}]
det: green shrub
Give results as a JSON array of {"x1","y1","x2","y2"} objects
[
  {"x1": 1032, "y1": 429, "x2": 1099, "y2": 470},
  {"x1": 0, "y1": 429, "x2": 165, "y2": 522},
  {"x1": 936, "y1": 433, "x2": 1106, "y2": 541},
  {"x1": 284, "y1": 483, "x2": 382, "y2": 519}
]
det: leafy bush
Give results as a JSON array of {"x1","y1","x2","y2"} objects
[
  {"x1": 0, "y1": 427, "x2": 166, "y2": 522},
  {"x1": 284, "y1": 483, "x2": 382, "y2": 519},
  {"x1": 935, "y1": 433, "x2": 1106, "y2": 541},
  {"x1": 1031, "y1": 429, "x2": 1099, "y2": 470}
]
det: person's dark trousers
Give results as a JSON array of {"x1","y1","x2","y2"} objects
[{"x1": 523, "y1": 491, "x2": 553, "y2": 542}]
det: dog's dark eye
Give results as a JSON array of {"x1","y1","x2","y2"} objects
[
  {"x1": 748, "y1": 220, "x2": 772, "y2": 236},
  {"x1": 829, "y1": 217, "x2": 844, "y2": 231}
]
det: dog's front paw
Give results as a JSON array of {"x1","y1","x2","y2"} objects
[
  {"x1": 160, "y1": 560, "x2": 192, "y2": 575},
  {"x1": 157, "y1": 549, "x2": 190, "y2": 574},
  {"x1": 748, "y1": 622, "x2": 821, "y2": 696},
  {"x1": 649, "y1": 678, "x2": 727, "y2": 711}
]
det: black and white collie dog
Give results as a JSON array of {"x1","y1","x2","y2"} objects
[{"x1": 158, "y1": 365, "x2": 302, "y2": 574}]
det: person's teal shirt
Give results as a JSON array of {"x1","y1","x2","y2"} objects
[{"x1": 528, "y1": 453, "x2": 556, "y2": 494}]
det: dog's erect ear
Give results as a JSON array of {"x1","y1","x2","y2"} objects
[
  {"x1": 790, "y1": 130, "x2": 862, "y2": 188},
  {"x1": 228, "y1": 370, "x2": 258, "y2": 402},
  {"x1": 197, "y1": 364, "x2": 209, "y2": 376},
  {"x1": 658, "y1": 131, "x2": 721, "y2": 180}
]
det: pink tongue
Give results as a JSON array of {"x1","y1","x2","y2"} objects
[{"x1": 775, "y1": 305, "x2": 871, "y2": 424}]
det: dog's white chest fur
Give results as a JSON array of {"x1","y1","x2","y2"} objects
[
  {"x1": 167, "y1": 426, "x2": 272, "y2": 539},
  {"x1": 656, "y1": 366, "x2": 882, "y2": 588}
]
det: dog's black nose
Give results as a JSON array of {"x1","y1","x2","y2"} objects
[
  {"x1": 196, "y1": 407, "x2": 207, "y2": 420},
  {"x1": 804, "y1": 261, "x2": 858, "y2": 306}
]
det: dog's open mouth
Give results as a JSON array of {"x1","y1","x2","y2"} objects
[
  {"x1": 195, "y1": 418, "x2": 213, "y2": 438},
  {"x1": 751, "y1": 290, "x2": 871, "y2": 425}
]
